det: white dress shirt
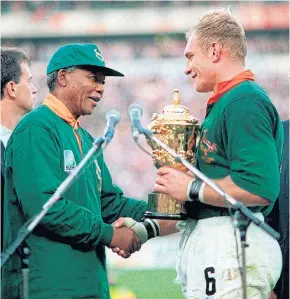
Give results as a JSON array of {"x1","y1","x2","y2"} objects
[{"x1": 0, "y1": 125, "x2": 12, "y2": 148}]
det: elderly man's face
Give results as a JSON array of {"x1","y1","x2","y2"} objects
[{"x1": 64, "y1": 67, "x2": 105, "y2": 117}]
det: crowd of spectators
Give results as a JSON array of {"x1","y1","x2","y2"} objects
[
  {"x1": 2, "y1": 38, "x2": 284, "y2": 201},
  {"x1": 1, "y1": 0, "x2": 288, "y2": 199},
  {"x1": 3, "y1": 33, "x2": 288, "y2": 64},
  {"x1": 3, "y1": 0, "x2": 273, "y2": 14}
]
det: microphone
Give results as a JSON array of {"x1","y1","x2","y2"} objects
[
  {"x1": 104, "y1": 109, "x2": 121, "y2": 143},
  {"x1": 128, "y1": 103, "x2": 143, "y2": 141}
]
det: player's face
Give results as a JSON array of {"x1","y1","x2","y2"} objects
[
  {"x1": 15, "y1": 62, "x2": 37, "y2": 113},
  {"x1": 65, "y1": 68, "x2": 105, "y2": 117},
  {"x1": 184, "y1": 33, "x2": 216, "y2": 93}
]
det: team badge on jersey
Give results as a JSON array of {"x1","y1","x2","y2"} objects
[
  {"x1": 64, "y1": 150, "x2": 77, "y2": 172},
  {"x1": 199, "y1": 129, "x2": 217, "y2": 163}
]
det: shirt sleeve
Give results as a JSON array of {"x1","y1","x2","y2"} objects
[
  {"x1": 98, "y1": 154, "x2": 148, "y2": 224},
  {"x1": 7, "y1": 125, "x2": 113, "y2": 248},
  {"x1": 222, "y1": 97, "x2": 282, "y2": 202}
]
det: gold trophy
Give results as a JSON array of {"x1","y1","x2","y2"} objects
[{"x1": 145, "y1": 89, "x2": 200, "y2": 220}]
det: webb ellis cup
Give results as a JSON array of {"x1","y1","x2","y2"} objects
[{"x1": 145, "y1": 89, "x2": 200, "y2": 220}]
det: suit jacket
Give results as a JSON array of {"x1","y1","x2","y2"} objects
[
  {"x1": 1, "y1": 141, "x2": 5, "y2": 252},
  {"x1": 267, "y1": 120, "x2": 289, "y2": 299}
]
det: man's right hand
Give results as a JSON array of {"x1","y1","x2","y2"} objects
[
  {"x1": 108, "y1": 226, "x2": 141, "y2": 256},
  {"x1": 110, "y1": 217, "x2": 163, "y2": 258}
]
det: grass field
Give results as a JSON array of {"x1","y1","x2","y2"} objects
[{"x1": 112, "y1": 269, "x2": 184, "y2": 299}]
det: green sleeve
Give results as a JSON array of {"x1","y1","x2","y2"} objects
[
  {"x1": 98, "y1": 154, "x2": 148, "y2": 224},
  {"x1": 8, "y1": 126, "x2": 113, "y2": 247},
  {"x1": 222, "y1": 98, "x2": 282, "y2": 202}
]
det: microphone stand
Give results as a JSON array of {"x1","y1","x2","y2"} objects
[
  {"x1": 17, "y1": 244, "x2": 31, "y2": 299},
  {"x1": 138, "y1": 127, "x2": 280, "y2": 299},
  {"x1": 1, "y1": 135, "x2": 107, "y2": 298}
]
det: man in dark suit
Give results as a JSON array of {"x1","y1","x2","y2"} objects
[
  {"x1": 1, "y1": 141, "x2": 4, "y2": 191},
  {"x1": 1, "y1": 141, "x2": 5, "y2": 250},
  {"x1": 267, "y1": 119, "x2": 289, "y2": 299}
]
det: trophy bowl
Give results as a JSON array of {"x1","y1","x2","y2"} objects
[{"x1": 145, "y1": 89, "x2": 200, "y2": 220}]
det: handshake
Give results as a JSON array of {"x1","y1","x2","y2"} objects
[{"x1": 108, "y1": 218, "x2": 160, "y2": 258}]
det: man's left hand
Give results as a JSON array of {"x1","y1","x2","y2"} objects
[{"x1": 153, "y1": 166, "x2": 193, "y2": 202}]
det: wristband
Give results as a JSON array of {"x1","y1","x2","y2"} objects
[
  {"x1": 143, "y1": 219, "x2": 160, "y2": 240},
  {"x1": 188, "y1": 178, "x2": 203, "y2": 202},
  {"x1": 186, "y1": 178, "x2": 195, "y2": 201},
  {"x1": 198, "y1": 182, "x2": 206, "y2": 203}
]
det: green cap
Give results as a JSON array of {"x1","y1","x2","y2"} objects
[{"x1": 46, "y1": 43, "x2": 124, "y2": 77}]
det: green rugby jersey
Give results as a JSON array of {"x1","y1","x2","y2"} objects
[
  {"x1": 2, "y1": 104, "x2": 147, "y2": 299},
  {"x1": 186, "y1": 80, "x2": 283, "y2": 220}
]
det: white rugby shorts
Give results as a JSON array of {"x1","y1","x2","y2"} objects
[{"x1": 175, "y1": 214, "x2": 282, "y2": 299}]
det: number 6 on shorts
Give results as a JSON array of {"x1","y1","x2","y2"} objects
[{"x1": 204, "y1": 267, "x2": 216, "y2": 296}]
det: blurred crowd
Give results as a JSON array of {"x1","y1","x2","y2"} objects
[
  {"x1": 3, "y1": 39, "x2": 284, "y2": 201},
  {"x1": 2, "y1": 0, "x2": 278, "y2": 14},
  {"x1": 1, "y1": 0, "x2": 288, "y2": 200}
]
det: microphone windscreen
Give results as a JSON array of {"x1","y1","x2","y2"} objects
[
  {"x1": 105, "y1": 109, "x2": 121, "y2": 123},
  {"x1": 128, "y1": 103, "x2": 143, "y2": 117}
]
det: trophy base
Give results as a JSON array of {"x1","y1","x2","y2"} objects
[
  {"x1": 145, "y1": 192, "x2": 188, "y2": 220},
  {"x1": 144, "y1": 211, "x2": 188, "y2": 220}
]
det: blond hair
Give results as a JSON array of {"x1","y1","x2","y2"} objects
[{"x1": 186, "y1": 8, "x2": 247, "y2": 62}]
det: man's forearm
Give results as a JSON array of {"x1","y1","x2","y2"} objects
[
  {"x1": 155, "y1": 219, "x2": 179, "y2": 236},
  {"x1": 201, "y1": 175, "x2": 271, "y2": 207}
]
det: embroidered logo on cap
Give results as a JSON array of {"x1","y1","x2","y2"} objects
[{"x1": 94, "y1": 49, "x2": 104, "y2": 62}]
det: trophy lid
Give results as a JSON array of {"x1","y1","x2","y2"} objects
[{"x1": 152, "y1": 89, "x2": 198, "y2": 124}]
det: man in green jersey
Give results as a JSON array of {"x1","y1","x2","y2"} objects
[
  {"x1": 123, "y1": 9, "x2": 283, "y2": 299},
  {"x1": 2, "y1": 43, "x2": 152, "y2": 299}
]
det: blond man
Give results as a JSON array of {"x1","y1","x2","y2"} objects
[{"x1": 120, "y1": 9, "x2": 283, "y2": 299}]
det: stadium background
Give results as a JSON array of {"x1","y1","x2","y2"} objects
[{"x1": 1, "y1": 1, "x2": 289, "y2": 298}]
